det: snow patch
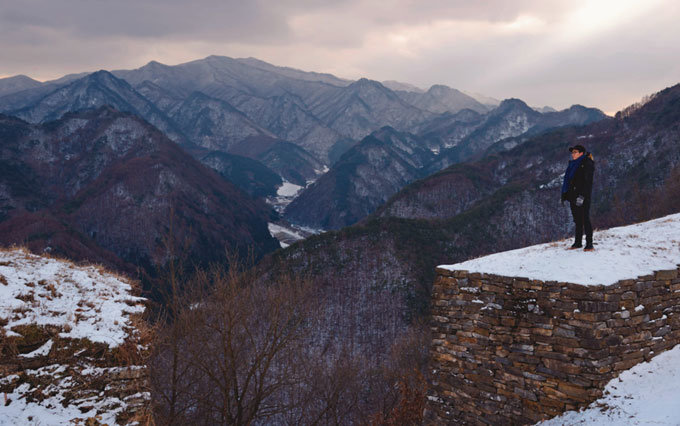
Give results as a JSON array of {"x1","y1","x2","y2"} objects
[
  {"x1": 268, "y1": 223, "x2": 305, "y2": 241},
  {"x1": 277, "y1": 181, "x2": 303, "y2": 197},
  {"x1": 314, "y1": 165, "x2": 330, "y2": 175},
  {"x1": 18, "y1": 339, "x2": 53, "y2": 358},
  {"x1": 439, "y1": 213, "x2": 680, "y2": 286},
  {"x1": 267, "y1": 222, "x2": 324, "y2": 248},
  {"x1": 539, "y1": 175, "x2": 562, "y2": 190}
]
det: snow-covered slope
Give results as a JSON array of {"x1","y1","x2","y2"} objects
[
  {"x1": 440, "y1": 213, "x2": 680, "y2": 286},
  {"x1": 0, "y1": 249, "x2": 145, "y2": 345},
  {"x1": 0, "y1": 248, "x2": 150, "y2": 425},
  {"x1": 537, "y1": 344, "x2": 680, "y2": 425}
]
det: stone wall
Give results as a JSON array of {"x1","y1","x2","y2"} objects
[{"x1": 425, "y1": 265, "x2": 680, "y2": 424}]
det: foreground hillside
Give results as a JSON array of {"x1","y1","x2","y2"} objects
[{"x1": 0, "y1": 248, "x2": 150, "y2": 425}]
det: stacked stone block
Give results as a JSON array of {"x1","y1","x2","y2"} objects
[{"x1": 425, "y1": 266, "x2": 680, "y2": 424}]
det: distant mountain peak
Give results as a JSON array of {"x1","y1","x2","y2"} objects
[
  {"x1": 381, "y1": 80, "x2": 425, "y2": 93},
  {"x1": 143, "y1": 60, "x2": 168, "y2": 68},
  {"x1": 495, "y1": 98, "x2": 534, "y2": 114},
  {"x1": 564, "y1": 104, "x2": 599, "y2": 113},
  {"x1": 352, "y1": 77, "x2": 378, "y2": 86},
  {"x1": 427, "y1": 84, "x2": 453, "y2": 93},
  {"x1": 534, "y1": 105, "x2": 557, "y2": 113},
  {"x1": 0, "y1": 74, "x2": 44, "y2": 97},
  {"x1": 2, "y1": 74, "x2": 39, "y2": 83},
  {"x1": 498, "y1": 98, "x2": 528, "y2": 107},
  {"x1": 88, "y1": 69, "x2": 116, "y2": 79},
  {"x1": 204, "y1": 54, "x2": 230, "y2": 62},
  {"x1": 83, "y1": 70, "x2": 130, "y2": 88},
  {"x1": 348, "y1": 78, "x2": 392, "y2": 94}
]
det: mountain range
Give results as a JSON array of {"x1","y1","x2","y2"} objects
[
  {"x1": 285, "y1": 98, "x2": 605, "y2": 229},
  {"x1": 0, "y1": 55, "x2": 609, "y2": 291},
  {"x1": 0, "y1": 56, "x2": 601, "y2": 179},
  {"x1": 0, "y1": 107, "x2": 278, "y2": 295}
]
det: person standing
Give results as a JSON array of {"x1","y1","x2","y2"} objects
[{"x1": 561, "y1": 144, "x2": 595, "y2": 251}]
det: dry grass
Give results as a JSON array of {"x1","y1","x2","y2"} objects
[{"x1": 15, "y1": 291, "x2": 36, "y2": 303}]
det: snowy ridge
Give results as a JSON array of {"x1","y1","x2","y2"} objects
[
  {"x1": 0, "y1": 248, "x2": 149, "y2": 425},
  {"x1": 0, "y1": 248, "x2": 145, "y2": 346},
  {"x1": 440, "y1": 213, "x2": 680, "y2": 286},
  {"x1": 537, "y1": 344, "x2": 680, "y2": 425}
]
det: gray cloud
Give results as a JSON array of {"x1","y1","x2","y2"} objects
[
  {"x1": 1, "y1": 0, "x2": 678, "y2": 113},
  {"x1": 1, "y1": 1, "x2": 290, "y2": 40}
]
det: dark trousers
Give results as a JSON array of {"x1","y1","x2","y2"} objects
[{"x1": 570, "y1": 198, "x2": 593, "y2": 246}]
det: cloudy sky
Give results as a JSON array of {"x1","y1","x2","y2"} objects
[{"x1": 1, "y1": 0, "x2": 679, "y2": 114}]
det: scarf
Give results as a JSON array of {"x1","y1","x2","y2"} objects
[{"x1": 562, "y1": 155, "x2": 585, "y2": 194}]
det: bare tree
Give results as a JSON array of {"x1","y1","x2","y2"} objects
[
  {"x1": 150, "y1": 255, "x2": 321, "y2": 425},
  {"x1": 149, "y1": 252, "x2": 431, "y2": 425}
]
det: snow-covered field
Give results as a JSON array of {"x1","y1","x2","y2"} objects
[
  {"x1": 440, "y1": 213, "x2": 680, "y2": 286},
  {"x1": 537, "y1": 344, "x2": 680, "y2": 425},
  {"x1": 0, "y1": 248, "x2": 149, "y2": 425},
  {"x1": 268, "y1": 181, "x2": 305, "y2": 213},
  {"x1": 276, "y1": 181, "x2": 304, "y2": 197}
]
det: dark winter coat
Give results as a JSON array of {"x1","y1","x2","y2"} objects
[{"x1": 561, "y1": 153, "x2": 594, "y2": 202}]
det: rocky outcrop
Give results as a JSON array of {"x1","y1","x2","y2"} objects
[{"x1": 426, "y1": 267, "x2": 680, "y2": 424}]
